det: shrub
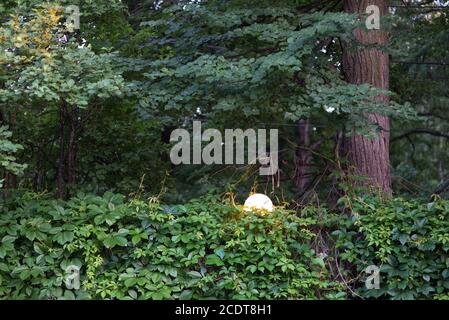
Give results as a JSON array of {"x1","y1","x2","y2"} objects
[
  {"x1": 0, "y1": 126, "x2": 27, "y2": 188},
  {"x1": 333, "y1": 195, "x2": 449, "y2": 300},
  {"x1": 3, "y1": 192, "x2": 448, "y2": 300},
  {"x1": 0, "y1": 192, "x2": 343, "y2": 300}
]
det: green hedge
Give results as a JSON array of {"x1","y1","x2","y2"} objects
[
  {"x1": 332, "y1": 196, "x2": 449, "y2": 300},
  {"x1": 1, "y1": 192, "x2": 449, "y2": 300},
  {"x1": 0, "y1": 192, "x2": 342, "y2": 300}
]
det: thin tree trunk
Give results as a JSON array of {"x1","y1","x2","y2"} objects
[
  {"x1": 342, "y1": 0, "x2": 392, "y2": 195},
  {"x1": 1, "y1": 108, "x2": 8, "y2": 199},
  {"x1": 33, "y1": 151, "x2": 42, "y2": 192},
  {"x1": 3, "y1": 108, "x2": 18, "y2": 198},
  {"x1": 295, "y1": 119, "x2": 312, "y2": 194},
  {"x1": 57, "y1": 105, "x2": 67, "y2": 199},
  {"x1": 67, "y1": 108, "x2": 78, "y2": 188}
]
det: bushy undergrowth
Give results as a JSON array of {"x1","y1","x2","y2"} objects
[
  {"x1": 332, "y1": 196, "x2": 449, "y2": 300},
  {"x1": 1, "y1": 192, "x2": 449, "y2": 300},
  {"x1": 0, "y1": 192, "x2": 342, "y2": 300}
]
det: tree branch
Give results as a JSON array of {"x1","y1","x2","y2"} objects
[{"x1": 392, "y1": 128, "x2": 449, "y2": 143}]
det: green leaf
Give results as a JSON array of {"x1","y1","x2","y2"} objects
[
  {"x1": 128, "y1": 290, "x2": 138, "y2": 299},
  {"x1": 54, "y1": 231, "x2": 75, "y2": 245},
  {"x1": 205, "y1": 254, "x2": 224, "y2": 266},
  {"x1": 62, "y1": 290, "x2": 76, "y2": 300},
  {"x1": 214, "y1": 247, "x2": 225, "y2": 259},
  {"x1": 124, "y1": 277, "x2": 137, "y2": 287},
  {"x1": 312, "y1": 257, "x2": 325, "y2": 268},
  {"x1": 179, "y1": 290, "x2": 193, "y2": 300},
  {"x1": 187, "y1": 271, "x2": 202, "y2": 278},
  {"x1": 255, "y1": 234, "x2": 264, "y2": 243},
  {"x1": 248, "y1": 265, "x2": 257, "y2": 274},
  {"x1": 115, "y1": 236, "x2": 128, "y2": 247}
]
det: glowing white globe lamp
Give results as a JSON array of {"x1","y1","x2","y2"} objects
[{"x1": 243, "y1": 193, "x2": 274, "y2": 213}]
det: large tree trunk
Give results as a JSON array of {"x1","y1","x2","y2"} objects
[{"x1": 342, "y1": 0, "x2": 392, "y2": 195}]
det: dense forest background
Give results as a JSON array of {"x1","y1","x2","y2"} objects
[
  {"x1": 1, "y1": 0, "x2": 449, "y2": 300},
  {"x1": 0, "y1": 0, "x2": 448, "y2": 203}
]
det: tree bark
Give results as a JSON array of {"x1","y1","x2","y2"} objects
[
  {"x1": 57, "y1": 105, "x2": 67, "y2": 199},
  {"x1": 67, "y1": 108, "x2": 79, "y2": 187},
  {"x1": 342, "y1": 0, "x2": 392, "y2": 195},
  {"x1": 295, "y1": 119, "x2": 312, "y2": 194}
]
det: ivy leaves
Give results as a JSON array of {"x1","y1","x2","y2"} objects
[
  {"x1": 53, "y1": 231, "x2": 75, "y2": 245},
  {"x1": 103, "y1": 229, "x2": 129, "y2": 249},
  {"x1": 205, "y1": 254, "x2": 224, "y2": 266},
  {"x1": 334, "y1": 196, "x2": 449, "y2": 300},
  {"x1": 0, "y1": 192, "x2": 342, "y2": 300},
  {"x1": 5, "y1": 191, "x2": 449, "y2": 300},
  {"x1": 0, "y1": 235, "x2": 15, "y2": 259}
]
